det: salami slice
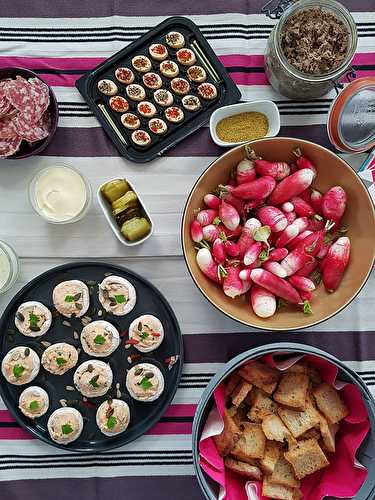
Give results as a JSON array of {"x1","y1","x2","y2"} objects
[
  {"x1": 14, "y1": 113, "x2": 49, "y2": 143},
  {"x1": 0, "y1": 116, "x2": 17, "y2": 139},
  {"x1": 4, "y1": 76, "x2": 49, "y2": 123},
  {"x1": 0, "y1": 97, "x2": 12, "y2": 116},
  {"x1": 0, "y1": 136, "x2": 22, "y2": 158}
]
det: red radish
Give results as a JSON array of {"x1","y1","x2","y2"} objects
[
  {"x1": 250, "y1": 285, "x2": 277, "y2": 318},
  {"x1": 275, "y1": 217, "x2": 309, "y2": 248},
  {"x1": 196, "y1": 248, "x2": 220, "y2": 283},
  {"x1": 319, "y1": 256, "x2": 327, "y2": 272},
  {"x1": 248, "y1": 258, "x2": 261, "y2": 269},
  {"x1": 300, "y1": 290, "x2": 312, "y2": 302},
  {"x1": 254, "y1": 158, "x2": 290, "y2": 180},
  {"x1": 212, "y1": 238, "x2": 226, "y2": 265},
  {"x1": 219, "y1": 224, "x2": 242, "y2": 239},
  {"x1": 282, "y1": 201, "x2": 294, "y2": 213},
  {"x1": 322, "y1": 236, "x2": 350, "y2": 292},
  {"x1": 290, "y1": 196, "x2": 315, "y2": 217},
  {"x1": 196, "y1": 209, "x2": 218, "y2": 226},
  {"x1": 285, "y1": 211, "x2": 297, "y2": 225},
  {"x1": 219, "y1": 200, "x2": 240, "y2": 231},
  {"x1": 244, "y1": 242, "x2": 262, "y2": 266},
  {"x1": 239, "y1": 268, "x2": 252, "y2": 281},
  {"x1": 257, "y1": 206, "x2": 288, "y2": 232},
  {"x1": 204, "y1": 193, "x2": 221, "y2": 210},
  {"x1": 250, "y1": 268, "x2": 302, "y2": 304},
  {"x1": 223, "y1": 265, "x2": 243, "y2": 298},
  {"x1": 190, "y1": 220, "x2": 203, "y2": 242},
  {"x1": 224, "y1": 240, "x2": 240, "y2": 257},
  {"x1": 287, "y1": 230, "x2": 313, "y2": 250},
  {"x1": 263, "y1": 260, "x2": 287, "y2": 278},
  {"x1": 316, "y1": 240, "x2": 332, "y2": 259},
  {"x1": 244, "y1": 199, "x2": 264, "y2": 214},
  {"x1": 268, "y1": 168, "x2": 315, "y2": 205},
  {"x1": 269, "y1": 247, "x2": 289, "y2": 261},
  {"x1": 295, "y1": 258, "x2": 318, "y2": 277},
  {"x1": 293, "y1": 148, "x2": 317, "y2": 176},
  {"x1": 220, "y1": 188, "x2": 245, "y2": 215},
  {"x1": 299, "y1": 188, "x2": 312, "y2": 204},
  {"x1": 288, "y1": 275, "x2": 316, "y2": 292},
  {"x1": 236, "y1": 158, "x2": 256, "y2": 185},
  {"x1": 310, "y1": 189, "x2": 323, "y2": 215},
  {"x1": 321, "y1": 186, "x2": 347, "y2": 226},
  {"x1": 307, "y1": 216, "x2": 325, "y2": 232},
  {"x1": 241, "y1": 278, "x2": 252, "y2": 294},
  {"x1": 202, "y1": 224, "x2": 220, "y2": 242},
  {"x1": 221, "y1": 176, "x2": 276, "y2": 200},
  {"x1": 237, "y1": 218, "x2": 261, "y2": 257},
  {"x1": 281, "y1": 230, "x2": 324, "y2": 276}
]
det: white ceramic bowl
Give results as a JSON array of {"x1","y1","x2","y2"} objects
[{"x1": 209, "y1": 100, "x2": 280, "y2": 147}]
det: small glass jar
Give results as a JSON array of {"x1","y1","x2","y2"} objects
[
  {"x1": 0, "y1": 240, "x2": 19, "y2": 294},
  {"x1": 264, "y1": 0, "x2": 358, "y2": 100}
]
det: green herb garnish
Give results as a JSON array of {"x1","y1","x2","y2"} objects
[
  {"x1": 107, "y1": 416, "x2": 117, "y2": 429},
  {"x1": 303, "y1": 301, "x2": 313, "y2": 315},
  {"x1": 89, "y1": 375, "x2": 100, "y2": 388},
  {"x1": 61, "y1": 424, "x2": 73, "y2": 435},
  {"x1": 13, "y1": 364, "x2": 25, "y2": 379},
  {"x1": 139, "y1": 376, "x2": 153, "y2": 391},
  {"x1": 94, "y1": 335, "x2": 106, "y2": 345},
  {"x1": 114, "y1": 295, "x2": 126, "y2": 304},
  {"x1": 29, "y1": 312, "x2": 39, "y2": 328},
  {"x1": 259, "y1": 249, "x2": 269, "y2": 262},
  {"x1": 64, "y1": 295, "x2": 75, "y2": 303},
  {"x1": 140, "y1": 331, "x2": 149, "y2": 340},
  {"x1": 29, "y1": 400, "x2": 39, "y2": 411},
  {"x1": 56, "y1": 357, "x2": 67, "y2": 366}
]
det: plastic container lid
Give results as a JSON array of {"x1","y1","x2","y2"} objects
[{"x1": 327, "y1": 77, "x2": 375, "y2": 153}]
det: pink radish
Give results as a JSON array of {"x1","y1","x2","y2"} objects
[
  {"x1": 300, "y1": 290, "x2": 312, "y2": 302},
  {"x1": 239, "y1": 268, "x2": 252, "y2": 281},
  {"x1": 219, "y1": 224, "x2": 242, "y2": 240},
  {"x1": 257, "y1": 206, "x2": 288, "y2": 232},
  {"x1": 196, "y1": 209, "x2": 218, "y2": 226},
  {"x1": 293, "y1": 148, "x2": 317, "y2": 176},
  {"x1": 221, "y1": 176, "x2": 276, "y2": 200},
  {"x1": 250, "y1": 285, "x2": 277, "y2": 318},
  {"x1": 310, "y1": 189, "x2": 323, "y2": 215},
  {"x1": 319, "y1": 257, "x2": 327, "y2": 272},
  {"x1": 220, "y1": 188, "x2": 245, "y2": 215},
  {"x1": 223, "y1": 265, "x2": 243, "y2": 298},
  {"x1": 285, "y1": 211, "x2": 297, "y2": 225},
  {"x1": 190, "y1": 220, "x2": 203, "y2": 242},
  {"x1": 275, "y1": 217, "x2": 309, "y2": 248},
  {"x1": 212, "y1": 238, "x2": 226, "y2": 265},
  {"x1": 244, "y1": 242, "x2": 262, "y2": 266},
  {"x1": 254, "y1": 159, "x2": 290, "y2": 180},
  {"x1": 316, "y1": 240, "x2": 332, "y2": 259},
  {"x1": 282, "y1": 201, "x2": 294, "y2": 213},
  {"x1": 241, "y1": 279, "x2": 252, "y2": 294},
  {"x1": 287, "y1": 230, "x2": 313, "y2": 250},
  {"x1": 196, "y1": 248, "x2": 220, "y2": 283},
  {"x1": 281, "y1": 230, "x2": 324, "y2": 276},
  {"x1": 288, "y1": 275, "x2": 316, "y2": 292},
  {"x1": 295, "y1": 258, "x2": 318, "y2": 277},
  {"x1": 321, "y1": 186, "x2": 347, "y2": 226},
  {"x1": 224, "y1": 240, "x2": 240, "y2": 257},
  {"x1": 290, "y1": 196, "x2": 315, "y2": 217},
  {"x1": 268, "y1": 168, "x2": 315, "y2": 205},
  {"x1": 202, "y1": 224, "x2": 220, "y2": 242},
  {"x1": 269, "y1": 247, "x2": 289, "y2": 261},
  {"x1": 219, "y1": 200, "x2": 240, "y2": 231},
  {"x1": 250, "y1": 269, "x2": 302, "y2": 304},
  {"x1": 236, "y1": 158, "x2": 256, "y2": 185},
  {"x1": 248, "y1": 258, "x2": 261, "y2": 269},
  {"x1": 237, "y1": 218, "x2": 261, "y2": 257},
  {"x1": 307, "y1": 216, "x2": 325, "y2": 232},
  {"x1": 204, "y1": 193, "x2": 221, "y2": 210},
  {"x1": 322, "y1": 236, "x2": 350, "y2": 292},
  {"x1": 263, "y1": 260, "x2": 287, "y2": 278}
]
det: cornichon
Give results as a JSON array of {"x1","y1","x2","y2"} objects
[
  {"x1": 111, "y1": 191, "x2": 138, "y2": 216},
  {"x1": 101, "y1": 179, "x2": 130, "y2": 203},
  {"x1": 121, "y1": 217, "x2": 151, "y2": 241}
]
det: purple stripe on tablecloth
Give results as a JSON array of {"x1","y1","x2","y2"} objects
[
  {"x1": 42, "y1": 125, "x2": 334, "y2": 158},
  {"x1": 183, "y1": 331, "x2": 375, "y2": 363},
  {"x1": 0, "y1": 476, "x2": 204, "y2": 500}
]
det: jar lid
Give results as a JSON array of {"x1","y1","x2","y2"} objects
[{"x1": 327, "y1": 77, "x2": 375, "y2": 153}]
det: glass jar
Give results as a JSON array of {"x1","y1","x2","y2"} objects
[
  {"x1": 0, "y1": 240, "x2": 19, "y2": 294},
  {"x1": 264, "y1": 0, "x2": 358, "y2": 100}
]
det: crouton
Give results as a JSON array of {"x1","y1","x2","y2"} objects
[
  {"x1": 285, "y1": 362, "x2": 308, "y2": 374},
  {"x1": 231, "y1": 380, "x2": 253, "y2": 407},
  {"x1": 231, "y1": 422, "x2": 266, "y2": 461},
  {"x1": 213, "y1": 409, "x2": 242, "y2": 457},
  {"x1": 313, "y1": 383, "x2": 349, "y2": 424},
  {"x1": 225, "y1": 372, "x2": 241, "y2": 398},
  {"x1": 270, "y1": 456, "x2": 300, "y2": 488},
  {"x1": 307, "y1": 366, "x2": 322, "y2": 386},
  {"x1": 319, "y1": 414, "x2": 339, "y2": 453},
  {"x1": 298, "y1": 427, "x2": 321, "y2": 441},
  {"x1": 259, "y1": 440, "x2": 283, "y2": 474},
  {"x1": 284, "y1": 438, "x2": 329, "y2": 479},
  {"x1": 232, "y1": 405, "x2": 248, "y2": 427},
  {"x1": 262, "y1": 476, "x2": 301, "y2": 500},
  {"x1": 247, "y1": 388, "x2": 279, "y2": 423},
  {"x1": 238, "y1": 361, "x2": 280, "y2": 395},
  {"x1": 224, "y1": 457, "x2": 262, "y2": 480},
  {"x1": 278, "y1": 398, "x2": 320, "y2": 438},
  {"x1": 274, "y1": 372, "x2": 310, "y2": 411},
  {"x1": 262, "y1": 414, "x2": 292, "y2": 443}
]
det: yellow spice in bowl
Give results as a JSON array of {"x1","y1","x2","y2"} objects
[{"x1": 216, "y1": 112, "x2": 269, "y2": 143}]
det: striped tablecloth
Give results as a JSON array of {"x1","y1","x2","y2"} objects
[{"x1": 0, "y1": 1, "x2": 374, "y2": 499}]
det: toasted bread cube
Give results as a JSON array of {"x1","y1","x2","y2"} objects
[
  {"x1": 298, "y1": 427, "x2": 321, "y2": 441},
  {"x1": 270, "y1": 456, "x2": 300, "y2": 488},
  {"x1": 225, "y1": 372, "x2": 241, "y2": 397},
  {"x1": 247, "y1": 388, "x2": 279, "y2": 423},
  {"x1": 259, "y1": 440, "x2": 283, "y2": 474},
  {"x1": 319, "y1": 414, "x2": 339, "y2": 453},
  {"x1": 262, "y1": 476, "x2": 300, "y2": 500},
  {"x1": 213, "y1": 409, "x2": 242, "y2": 457},
  {"x1": 274, "y1": 373, "x2": 309, "y2": 411},
  {"x1": 262, "y1": 414, "x2": 292, "y2": 442},
  {"x1": 313, "y1": 383, "x2": 349, "y2": 424},
  {"x1": 224, "y1": 457, "x2": 262, "y2": 480},
  {"x1": 231, "y1": 380, "x2": 253, "y2": 407},
  {"x1": 307, "y1": 366, "x2": 322, "y2": 386},
  {"x1": 278, "y1": 398, "x2": 320, "y2": 438},
  {"x1": 284, "y1": 438, "x2": 329, "y2": 479},
  {"x1": 232, "y1": 405, "x2": 248, "y2": 427},
  {"x1": 285, "y1": 362, "x2": 308, "y2": 374},
  {"x1": 231, "y1": 422, "x2": 266, "y2": 461},
  {"x1": 238, "y1": 361, "x2": 280, "y2": 395}
]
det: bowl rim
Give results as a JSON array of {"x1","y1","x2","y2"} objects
[{"x1": 181, "y1": 137, "x2": 375, "y2": 332}]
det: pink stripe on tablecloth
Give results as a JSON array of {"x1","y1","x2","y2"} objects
[
  {"x1": 0, "y1": 428, "x2": 33, "y2": 440},
  {"x1": 162, "y1": 404, "x2": 196, "y2": 417},
  {"x1": 145, "y1": 422, "x2": 193, "y2": 435},
  {"x1": 0, "y1": 410, "x2": 12, "y2": 422}
]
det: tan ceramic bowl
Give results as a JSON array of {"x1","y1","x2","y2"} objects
[{"x1": 182, "y1": 137, "x2": 375, "y2": 331}]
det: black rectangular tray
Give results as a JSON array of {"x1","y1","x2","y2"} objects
[{"x1": 75, "y1": 16, "x2": 241, "y2": 163}]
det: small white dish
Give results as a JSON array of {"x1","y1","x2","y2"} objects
[
  {"x1": 209, "y1": 100, "x2": 280, "y2": 147},
  {"x1": 97, "y1": 178, "x2": 154, "y2": 247}
]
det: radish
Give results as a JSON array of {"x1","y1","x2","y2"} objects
[
  {"x1": 237, "y1": 218, "x2": 261, "y2": 257},
  {"x1": 316, "y1": 240, "x2": 332, "y2": 259},
  {"x1": 196, "y1": 209, "x2": 218, "y2": 226},
  {"x1": 321, "y1": 186, "x2": 347, "y2": 226},
  {"x1": 250, "y1": 269, "x2": 302, "y2": 304},
  {"x1": 244, "y1": 242, "x2": 262, "y2": 266},
  {"x1": 269, "y1": 247, "x2": 289, "y2": 261},
  {"x1": 202, "y1": 224, "x2": 220, "y2": 242},
  {"x1": 223, "y1": 265, "x2": 243, "y2": 298},
  {"x1": 275, "y1": 217, "x2": 309, "y2": 248},
  {"x1": 239, "y1": 268, "x2": 252, "y2": 281},
  {"x1": 263, "y1": 260, "x2": 287, "y2": 278},
  {"x1": 241, "y1": 279, "x2": 252, "y2": 294},
  {"x1": 196, "y1": 248, "x2": 221, "y2": 283},
  {"x1": 250, "y1": 285, "x2": 277, "y2": 318},
  {"x1": 322, "y1": 236, "x2": 350, "y2": 292},
  {"x1": 219, "y1": 200, "x2": 240, "y2": 231},
  {"x1": 287, "y1": 230, "x2": 313, "y2": 250},
  {"x1": 282, "y1": 201, "x2": 294, "y2": 213},
  {"x1": 290, "y1": 196, "x2": 315, "y2": 217},
  {"x1": 295, "y1": 257, "x2": 318, "y2": 277},
  {"x1": 204, "y1": 193, "x2": 221, "y2": 210},
  {"x1": 219, "y1": 187, "x2": 245, "y2": 215},
  {"x1": 220, "y1": 176, "x2": 276, "y2": 200},
  {"x1": 288, "y1": 275, "x2": 316, "y2": 292},
  {"x1": 285, "y1": 211, "x2": 297, "y2": 225},
  {"x1": 190, "y1": 220, "x2": 203, "y2": 243},
  {"x1": 281, "y1": 230, "x2": 324, "y2": 276},
  {"x1": 219, "y1": 224, "x2": 242, "y2": 240},
  {"x1": 268, "y1": 168, "x2": 315, "y2": 205},
  {"x1": 236, "y1": 158, "x2": 256, "y2": 185},
  {"x1": 310, "y1": 189, "x2": 323, "y2": 215},
  {"x1": 257, "y1": 206, "x2": 288, "y2": 233},
  {"x1": 254, "y1": 158, "x2": 290, "y2": 180},
  {"x1": 224, "y1": 240, "x2": 240, "y2": 257},
  {"x1": 300, "y1": 290, "x2": 312, "y2": 302},
  {"x1": 307, "y1": 216, "x2": 325, "y2": 232},
  {"x1": 212, "y1": 238, "x2": 226, "y2": 265},
  {"x1": 293, "y1": 148, "x2": 317, "y2": 176}
]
